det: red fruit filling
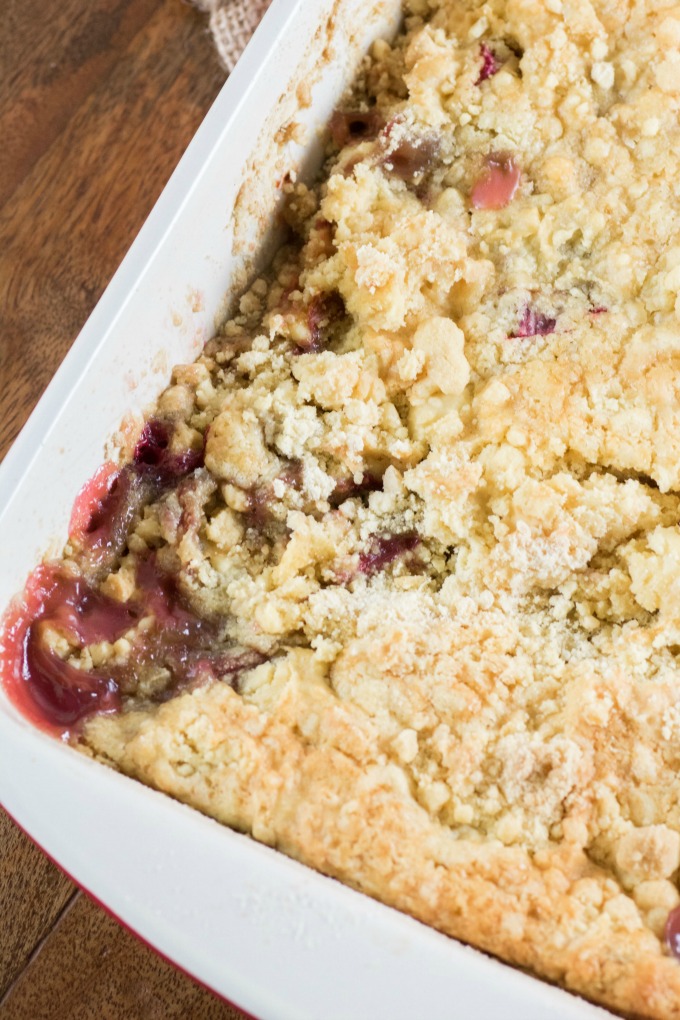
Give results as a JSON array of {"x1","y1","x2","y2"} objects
[
  {"x1": 359, "y1": 532, "x2": 420, "y2": 576},
  {"x1": 329, "y1": 472, "x2": 383, "y2": 507},
  {"x1": 511, "y1": 306, "x2": 557, "y2": 338},
  {"x1": 471, "y1": 153, "x2": 521, "y2": 210},
  {"x1": 135, "y1": 556, "x2": 207, "y2": 638},
  {"x1": 1, "y1": 565, "x2": 138, "y2": 733},
  {"x1": 476, "y1": 43, "x2": 500, "y2": 84},
  {"x1": 69, "y1": 462, "x2": 119, "y2": 540},
  {"x1": 75, "y1": 419, "x2": 205, "y2": 568},
  {"x1": 134, "y1": 418, "x2": 205, "y2": 485},
  {"x1": 81, "y1": 468, "x2": 147, "y2": 568},
  {"x1": 0, "y1": 556, "x2": 266, "y2": 736},
  {"x1": 666, "y1": 905, "x2": 680, "y2": 959},
  {"x1": 131, "y1": 557, "x2": 265, "y2": 697},
  {"x1": 295, "y1": 292, "x2": 346, "y2": 353},
  {"x1": 380, "y1": 120, "x2": 440, "y2": 183},
  {"x1": 242, "y1": 462, "x2": 303, "y2": 529}
]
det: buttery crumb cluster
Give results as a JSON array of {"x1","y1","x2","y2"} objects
[{"x1": 28, "y1": 0, "x2": 680, "y2": 1015}]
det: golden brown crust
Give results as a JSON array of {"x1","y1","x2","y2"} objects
[{"x1": 81, "y1": 668, "x2": 680, "y2": 1018}]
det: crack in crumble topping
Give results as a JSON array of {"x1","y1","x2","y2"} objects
[{"x1": 11, "y1": 1, "x2": 680, "y2": 1015}]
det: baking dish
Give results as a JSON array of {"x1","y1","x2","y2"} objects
[{"x1": 0, "y1": 0, "x2": 611, "y2": 1016}]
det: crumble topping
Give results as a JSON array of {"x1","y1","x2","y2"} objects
[{"x1": 7, "y1": 0, "x2": 680, "y2": 1015}]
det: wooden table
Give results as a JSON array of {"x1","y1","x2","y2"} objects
[{"x1": 0, "y1": 2, "x2": 246, "y2": 1015}]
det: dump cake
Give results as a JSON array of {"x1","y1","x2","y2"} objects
[{"x1": 5, "y1": 0, "x2": 680, "y2": 1015}]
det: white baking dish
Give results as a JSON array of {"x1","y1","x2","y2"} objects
[{"x1": 0, "y1": 1, "x2": 611, "y2": 1016}]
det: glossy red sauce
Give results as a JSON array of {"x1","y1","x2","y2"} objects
[
  {"x1": 0, "y1": 418, "x2": 262, "y2": 737},
  {"x1": 0, "y1": 565, "x2": 138, "y2": 735},
  {"x1": 133, "y1": 418, "x2": 204, "y2": 485},
  {"x1": 136, "y1": 556, "x2": 207, "y2": 638},
  {"x1": 69, "y1": 462, "x2": 119, "y2": 540},
  {"x1": 471, "y1": 153, "x2": 521, "y2": 210},
  {"x1": 1, "y1": 555, "x2": 266, "y2": 736},
  {"x1": 81, "y1": 468, "x2": 144, "y2": 567}
]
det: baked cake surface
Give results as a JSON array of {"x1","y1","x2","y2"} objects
[{"x1": 9, "y1": 0, "x2": 680, "y2": 1014}]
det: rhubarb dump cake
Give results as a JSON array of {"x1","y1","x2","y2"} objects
[{"x1": 7, "y1": 0, "x2": 680, "y2": 1015}]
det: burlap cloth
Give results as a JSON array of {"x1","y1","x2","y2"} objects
[{"x1": 194, "y1": 0, "x2": 273, "y2": 72}]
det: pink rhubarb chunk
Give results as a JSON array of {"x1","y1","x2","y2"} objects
[
  {"x1": 476, "y1": 44, "x2": 499, "y2": 84},
  {"x1": 666, "y1": 905, "x2": 680, "y2": 959},
  {"x1": 512, "y1": 306, "x2": 556, "y2": 338},
  {"x1": 471, "y1": 154, "x2": 520, "y2": 210},
  {"x1": 68, "y1": 462, "x2": 119, "y2": 540}
]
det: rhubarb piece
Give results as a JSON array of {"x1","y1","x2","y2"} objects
[
  {"x1": 24, "y1": 630, "x2": 120, "y2": 730},
  {"x1": 0, "y1": 553, "x2": 267, "y2": 734},
  {"x1": 358, "y1": 532, "x2": 420, "y2": 576},
  {"x1": 476, "y1": 43, "x2": 500, "y2": 84},
  {"x1": 134, "y1": 418, "x2": 205, "y2": 486},
  {"x1": 329, "y1": 472, "x2": 382, "y2": 507},
  {"x1": 471, "y1": 153, "x2": 520, "y2": 210},
  {"x1": 296, "y1": 291, "x2": 346, "y2": 353},
  {"x1": 81, "y1": 468, "x2": 146, "y2": 567},
  {"x1": 77, "y1": 420, "x2": 205, "y2": 568},
  {"x1": 380, "y1": 120, "x2": 440, "y2": 184},
  {"x1": 511, "y1": 306, "x2": 557, "y2": 338},
  {"x1": 1, "y1": 565, "x2": 137, "y2": 731},
  {"x1": 383, "y1": 135, "x2": 440, "y2": 182},
  {"x1": 69, "y1": 463, "x2": 119, "y2": 541},
  {"x1": 667, "y1": 906, "x2": 680, "y2": 959},
  {"x1": 133, "y1": 556, "x2": 266, "y2": 697}
]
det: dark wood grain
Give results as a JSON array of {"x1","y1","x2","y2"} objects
[
  {"x1": 0, "y1": 0, "x2": 161, "y2": 209},
  {"x1": 1, "y1": 894, "x2": 243, "y2": 1019},
  {"x1": 0, "y1": 0, "x2": 252, "y2": 1015},
  {"x1": 0, "y1": 0, "x2": 225, "y2": 456},
  {"x1": 0, "y1": 812, "x2": 75, "y2": 998}
]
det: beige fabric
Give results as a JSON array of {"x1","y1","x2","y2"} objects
[{"x1": 195, "y1": 0, "x2": 273, "y2": 72}]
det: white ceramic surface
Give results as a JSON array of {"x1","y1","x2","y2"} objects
[{"x1": 0, "y1": 1, "x2": 611, "y2": 1016}]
